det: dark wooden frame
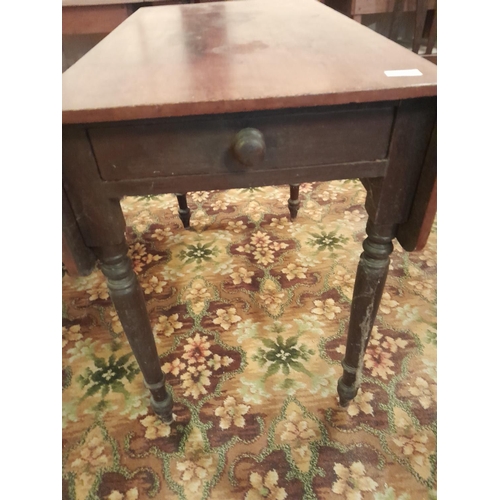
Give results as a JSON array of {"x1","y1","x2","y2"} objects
[{"x1": 63, "y1": 96, "x2": 436, "y2": 420}]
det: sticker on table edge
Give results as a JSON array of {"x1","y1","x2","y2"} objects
[{"x1": 384, "y1": 69, "x2": 423, "y2": 77}]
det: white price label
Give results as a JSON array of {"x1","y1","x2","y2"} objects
[{"x1": 384, "y1": 69, "x2": 423, "y2": 77}]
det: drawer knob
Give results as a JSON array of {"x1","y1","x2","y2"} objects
[{"x1": 232, "y1": 128, "x2": 266, "y2": 167}]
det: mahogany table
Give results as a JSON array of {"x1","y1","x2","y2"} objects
[{"x1": 62, "y1": 0, "x2": 437, "y2": 423}]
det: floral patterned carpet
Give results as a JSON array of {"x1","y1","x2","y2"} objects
[{"x1": 62, "y1": 180, "x2": 437, "y2": 500}]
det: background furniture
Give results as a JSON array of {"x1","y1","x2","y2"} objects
[
  {"x1": 62, "y1": 0, "x2": 181, "y2": 70},
  {"x1": 324, "y1": 0, "x2": 437, "y2": 62},
  {"x1": 62, "y1": 0, "x2": 200, "y2": 70},
  {"x1": 62, "y1": 0, "x2": 226, "y2": 35},
  {"x1": 63, "y1": 0, "x2": 183, "y2": 35},
  {"x1": 63, "y1": 0, "x2": 437, "y2": 422},
  {"x1": 323, "y1": 0, "x2": 436, "y2": 24}
]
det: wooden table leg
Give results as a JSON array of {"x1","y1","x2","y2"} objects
[
  {"x1": 288, "y1": 184, "x2": 301, "y2": 220},
  {"x1": 337, "y1": 219, "x2": 396, "y2": 406},
  {"x1": 96, "y1": 241, "x2": 174, "y2": 422},
  {"x1": 175, "y1": 193, "x2": 191, "y2": 228},
  {"x1": 64, "y1": 128, "x2": 174, "y2": 422}
]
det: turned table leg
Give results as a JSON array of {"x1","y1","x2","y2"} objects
[
  {"x1": 97, "y1": 241, "x2": 174, "y2": 422},
  {"x1": 288, "y1": 184, "x2": 300, "y2": 220},
  {"x1": 337, "y1": 219, "x2": 396, "y2": 406},
  {"x1": 175, "y1": 193, "x2": 191, "y2": 228}
]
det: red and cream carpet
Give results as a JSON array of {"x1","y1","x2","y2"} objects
[{"x1": 62, "y1": 180, "x2": 437, "y2": 500}]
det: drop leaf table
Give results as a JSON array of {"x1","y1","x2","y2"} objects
[{"x1": 62, "y1": 0, "x2": 437, "y2": 423}]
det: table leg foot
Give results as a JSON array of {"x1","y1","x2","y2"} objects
[
  {"x1": 338, "y1": 376, "x2": 358, "y2": 407},
  {"x1": 98, "y1": 241, "x2": 174, "y2": 422},
  {"x1": 175, "y1": 193, "x2": 191, "y2": 228},
  {"x1": 288, "y1": 184, "x2": 300, "y2": 220},
  {"x1": 338, "y1": 219, "x2": 396, "y2": 405},
  {"x1": 145, "y1": 374, "x2": 174, "y2": 423}
]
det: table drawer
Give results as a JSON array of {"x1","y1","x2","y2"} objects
[{"x1": 89, "y1": 105, "x2": 395, "y2": 182}]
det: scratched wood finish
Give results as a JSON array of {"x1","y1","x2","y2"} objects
[
  {"x1": 62, "y1": 0, "x2": 437, "y2": 124},
  {"x1": 338, "y1": 219, "x2": 397, "y2": 406},
  {"x1": 89, "y1": 104, "x2": 395, "y2": 181}
]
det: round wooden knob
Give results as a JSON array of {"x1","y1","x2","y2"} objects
[{"x1": 232, "y1": 128, "x2": 266, "y2": 167}]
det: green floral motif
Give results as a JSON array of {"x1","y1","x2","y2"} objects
[
  {"x1": 374, "y1": 486, "x2": 411, "y2": 500},
  {"x1": 232, "y1": 319, "x2": 259, "y2": 344},
  {"x1": 62, "y1": 400, "x2": 79, "y2": 428},
  {"x1": 77, "y1": 352, "x2": 140, "y2": 400},
  {"x1": 237, "y1": 377, "x2": 269, "y2": 404},
  {"x1": 119, "y1": 391, "x2": 150, "y2": 420},
  {"x1": 84, "y1": 399, "x2": 118, "y2": 417},
  {"x1": 272, "y1": 377, "x2": 307, "y2": 395},
  {"x1": 63, "y1": 366, "x2": 73, "y2": 390},
  {"x1": 67, "y1": 338, "x2": 97, "y2": 363},
  {"x1": 134, "y1": 194, "x2": 161, "y2": 202},
  {"x1": 239, "y1": 187, "x2": 263, "y2": 193},
  {"x1": 425, "y1": 323, "x2": 437, "y2": 345},
  {"x1": 396, "y1": 304, "x2": 421, "y2": 326},
  {"x1": 309, "y1": 368, "x2": 339, "y2": 397},
  {"x1": 423, "y1": 359, "x2": 437, "y2": 382},
  {"x1": 294, "y1": 315, "x2": 325, "y2": 336},
  {"x1": 263, "y1": 321, "x2": 292, "y2": 335},
  {"x1": 252, "y1": 335, "x2": 315, "y2": 380},
  {"x1": 179, "y1": 242, "x2": 219, "y2": 264},
  {"x1": 307, "y1": 230, "x2": 346, "y2": 252}
]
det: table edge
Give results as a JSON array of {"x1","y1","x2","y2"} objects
[{"x1": 62, "y1": 84, "x2": 437, "y2": 124}]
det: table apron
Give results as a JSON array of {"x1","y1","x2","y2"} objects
[{"x1": 100, "y1": 159, "x2": 388, "y2": 197}]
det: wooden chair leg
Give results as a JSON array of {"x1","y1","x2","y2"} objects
[
  {"x1": 337, "y1": 219, "x2": 396, "y2": 406},
  {"x1": 413, "y1": 0, "x2": 429, "y2": 54},
  {"x1": 353, "y1": 14, "x2": 362, "y2": 23},
  {"x1": 175, "y1": 193, "x2": 191, "y2": 228},
  {"x1": 425, "y1": 9, "x2": 437, "y2": 55},
  {"x1": 388, "y1": 0, "x2": 405, "y2": 41},
  {"x1": 288, "y1": 184, "x2": 300, "y2": 220},
  {"x1": 97, "y1": 241, "x2": 174, "y2": 422}
]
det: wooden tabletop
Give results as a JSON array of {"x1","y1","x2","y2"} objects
[{"x1": 62, "y1": 0, "x2": 437, "y2": 124}]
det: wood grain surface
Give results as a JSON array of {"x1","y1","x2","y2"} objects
[{"x1": 62, "y1": 0, "x2": 437, "y2": 124}]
